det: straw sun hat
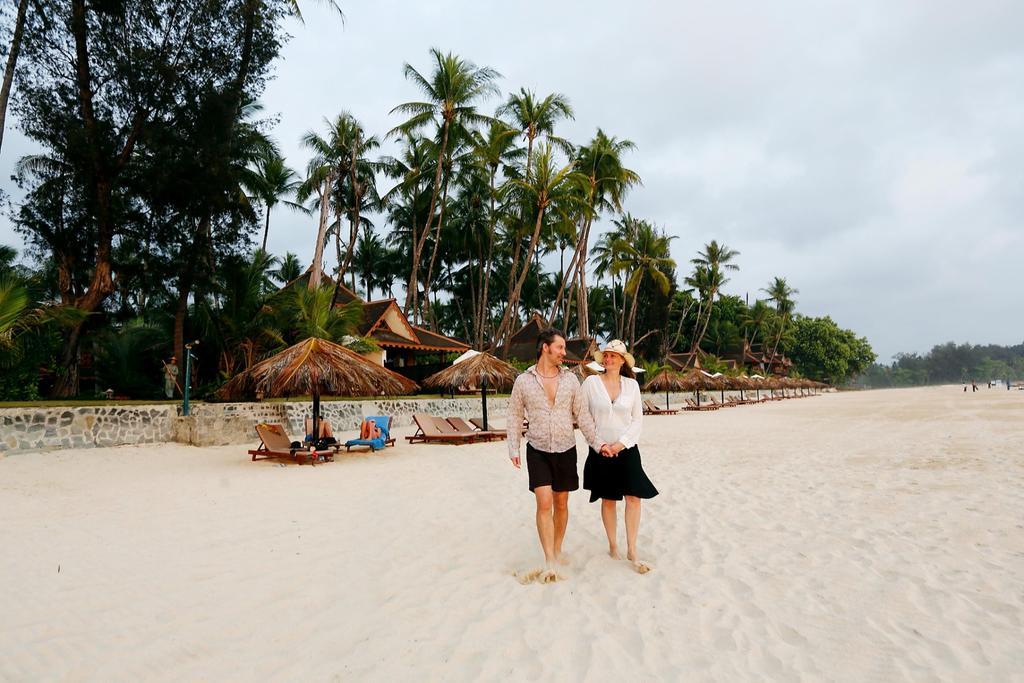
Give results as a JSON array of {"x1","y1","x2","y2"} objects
[{"x1": 593, "y1": 339, "x2": 635, "y2": 369}]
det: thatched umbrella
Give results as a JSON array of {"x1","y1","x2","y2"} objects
[
  {"x1": 422, "y1": 350, "x2": 519, "y2": 430},
  {"x1": 218, "y1": 337, "x2": 418, "y2": 441},
  {"x1": 643, "y1": 367, "x2": 686, "y2": 409},
  {"x1": 677, "y1": 369, "x2": 720, "y2": 406},
  {"x1": 728, "y1": 374, "x2": 753, "y2": 401}
]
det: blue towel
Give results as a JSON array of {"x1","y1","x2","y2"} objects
[
  {"x1": 344, "y1": 436, "x2": 387, "y2": 451},
  {"x1": 343, "y1": 416, "x2": 390, "y2": 451}
]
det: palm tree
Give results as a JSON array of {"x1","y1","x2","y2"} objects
[
  {"x1": 251, "y1": 150, "x2": 305, "y2": 252},
  {"x1": 689, "y1": 240, "x2": 740, "y2": 353},
  {"x1": 497, "y1": 89, "x2": 574, "y2": 180},
  {"x1": 494, "y1": 143, "x2": 586, "y2": 352},
  {"x1": 389, "y1": 48, "x2": 501, "y2": 318},
  {"x1": 0, "y1": 0, "x2": 29, "y2": 153},
  {"x1": 298, "y1": 112, "x2": 372, "y2": 291},
  {"x1": 611, "y1": 220, "x2": 676, "y2": 346},
  {"x1": 272, "y1": 252, "x2": 303, "y2": 285},
  {"x1": 548, "y1": 130, "x2": 640, "y2": 336},
  {"x1": 741, "y1": 299, "x2": 773, "y2": 349},
  {"x1": 762, "y1": 276, "x2": 798, "y2": 362},
  {"x1": 468, "y1": 120, "x2": 521, "y2": 347},
  {"x1": 353, "y1": 226, "x2": 387, "y2": 300},
  {"x1": 289, "y1": 282, "x2": 364, "y2": 342}
]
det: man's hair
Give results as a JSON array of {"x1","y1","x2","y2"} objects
[{"x1": 536, "y1": 328, "x2": 565, "y2": 358}]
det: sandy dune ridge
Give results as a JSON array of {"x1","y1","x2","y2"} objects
[{"x1": 1, "y1": 385, "x2": 1022, "y2": 681}]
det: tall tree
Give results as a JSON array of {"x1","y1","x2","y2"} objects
[
  {"x1": 610, "y1": 219, "x2": 676, "y2": 346},
  {"x1": 13, "y1": 0, "x2": 287, "y2": 395},
  {"x1": 497, "y1": 89, "x2": 574, "y2": 181},
  {"x1": 548, "y1": 130, "x2": 639, "y2": 336},
  {"x1": 389, "y1": 48, "x2": 500, "y2": 320},
  {"x1": 494, "y1": 143, "x2": 585, "y2": 352},
  {"x1": 689, "y1": 240, "x2": 740, "y2": 353},
  {"x1": 0, "y1": 0, "x2": 30, "y2": 153},
  {"x1": 251, "y1": 150, "x2": 304, "y2": 252},
  {"x1": 762, "y1": 276, "x2": 798, "y2": 361}
]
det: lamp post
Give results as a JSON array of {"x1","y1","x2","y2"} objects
[{"x1": 183, "y1": 340, "x2": 199, "y2": 416}]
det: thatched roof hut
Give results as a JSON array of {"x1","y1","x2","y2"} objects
[
  {"x1": 422, "y1": 351, "x2": 519, "y2": 393},
  {"x1": 218, "y1": 337, "x2": 417, "y2": 400}
]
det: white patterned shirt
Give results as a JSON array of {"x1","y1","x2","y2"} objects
[{"x1": 507, "y1": 365, "x2": 601, "y2": 457}]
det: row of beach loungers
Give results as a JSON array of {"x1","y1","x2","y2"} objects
[
  {"x1": 247, "y1": 413, "x2": 513, "y2": 465},
  {"x1": 250, "y1": 394, "x2": 816, "y2": 464},
  {"x1": 642, "y1": 392, "x2": 814, "y2": 415}
]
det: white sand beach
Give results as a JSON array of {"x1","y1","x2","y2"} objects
[{"x1": 1, "y1": 385, "x2": 1022, "y2": 681}]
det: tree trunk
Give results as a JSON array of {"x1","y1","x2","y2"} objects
[
  {"x1": 547, "y1": 215, "x2": 586, "y2": 325},
  {"x1": 477, "y1": 168, "x2": 498, "y2": 349},
  {"x1": 495, "y1": 200, "x2": 547, "y2": 353},
  {"x1": 52, "y1": 322, "x2": 85, "y2": 398},
  {"x1": 421, "y1": 165, "x2": 452, "y2": 329},
  {"x1": 260, "y1": 204, "x2": 271, "y2": 252},
  {"x1": 407, "y1": 120, "x2": 450, "y2": 321},
  {"x1": 338, "y1": 140, "x2": 360, "y2": 283},
  {"x1": 0, "y1": 0, "x2": 29, "y2": 153},
  {"x1": 309, "y1": 175, "x2": 332, "y2": 290}
]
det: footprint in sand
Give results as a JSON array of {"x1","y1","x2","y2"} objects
[{"x1": 514, "y1": 569, "x2": 563, "y2": 584}]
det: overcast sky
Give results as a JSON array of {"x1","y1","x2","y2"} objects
[{"x1": 2, "y1": 0, "x2": 1022, "y2": 362}]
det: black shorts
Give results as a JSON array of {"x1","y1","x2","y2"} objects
[{"x1": 526, "y1": 443, "x2": 579, "y2": 492}]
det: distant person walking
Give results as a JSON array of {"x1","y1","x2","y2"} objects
[
  {"x1": 162, "y1": 356, "x2": 179, "y2": 398},
  {"x1": 507, "y1": 329, "x2": 603, "y2": 583},
  {"x1": 581, "y1": 340, "x2": 658, "y2": 574}
]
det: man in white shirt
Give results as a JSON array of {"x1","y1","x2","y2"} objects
[{"x1": 507, "y1": 329, "x2": 604, "y2": 582}]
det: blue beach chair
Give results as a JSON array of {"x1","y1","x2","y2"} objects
[{"x1": 343, "y1": 415, "x2": 394, "y2": 452}]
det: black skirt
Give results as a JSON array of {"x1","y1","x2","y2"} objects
[{"x1": 582, "y1": 445, "x2": 658, "y2": 503}]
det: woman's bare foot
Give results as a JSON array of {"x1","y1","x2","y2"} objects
[
  {"x1": 626, "y1": 551, "x2": 652, "y2": 574},
  {"x1": 539, "y1": 568, "x2": 561, "y2": 583},
  {"x1": 608, "y1": 545, "x2": 621, "y2": 560},
  {"x1": 555, "y1": 552, "x2": 571, "y2": 566}
]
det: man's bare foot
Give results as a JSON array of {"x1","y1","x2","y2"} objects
[
  {"x1": 627, "y1": 552, "x2": 652, "y2": 574},
  {"x1": 608, "y1": 546, "x2": 621, "y2": 560}
]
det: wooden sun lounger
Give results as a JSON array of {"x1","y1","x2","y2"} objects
[
  {"x1": 643, "y1": 399, "x2": 679, "y2": 415},
  {"x1": 684, "y1": 398, "x2": 717, "y2": 411},
  {"x1": 249, "y1": 423, "x2": 332, "y2": 465},
  {"x1": 405, "y1": 413, "x2": 481, "y2": 445},
  {"x1": 447, "y1": 416, "x2": 506, "y2": 441},
  {"x1": 470, "y1": 417, "x2": 528, "y2": 434},
  {"x1": 709, "y1": 396, "x2": 736, "y2": 408}
]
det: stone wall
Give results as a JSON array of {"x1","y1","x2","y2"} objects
[
  {"x1": 0, "y1": 390, "x2": 795, "y2": 455},
  {"x1": 1, "y1": 405, "x2": 175, "y2": 453},
  {"x1": 0, "y1": 397, "x2": 512, "y2": 454}
]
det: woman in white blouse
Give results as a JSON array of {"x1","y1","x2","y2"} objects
[{"x1": 581, "y1": 340, "x2": 658, "y2": 574}]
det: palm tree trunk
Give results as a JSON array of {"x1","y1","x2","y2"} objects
[
  {"x1": 339, "y1": 142, "x2": 360, "y2": 282},
  {"x1": 309, "y1": 175, "x2": 332, "y2": 290},
  {"x1": 0, "y1": 0, "x2": 29, "y2": 154},
  {"x1": 477, "y1": 169, "x2": 498, "y2": 349},
  {"x1": 547, "y1": 214, "x2": 586, "y2": 325},
  {"x1": 260, "y1": 204, "x2": 271, "y2": 252},
  {"x1": 422, "y1": 164, "x2": 452, "y2": 328},
  {"x1": 408, "y1": 120, "x2": 450, "y2": 321},
  {"x1": 496, "y1": 201, "x2": 547, "y2": 353}
]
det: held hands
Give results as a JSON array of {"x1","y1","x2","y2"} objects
[{"x1": 599, "y1": 442, "x2": 625, "y2": 457}]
